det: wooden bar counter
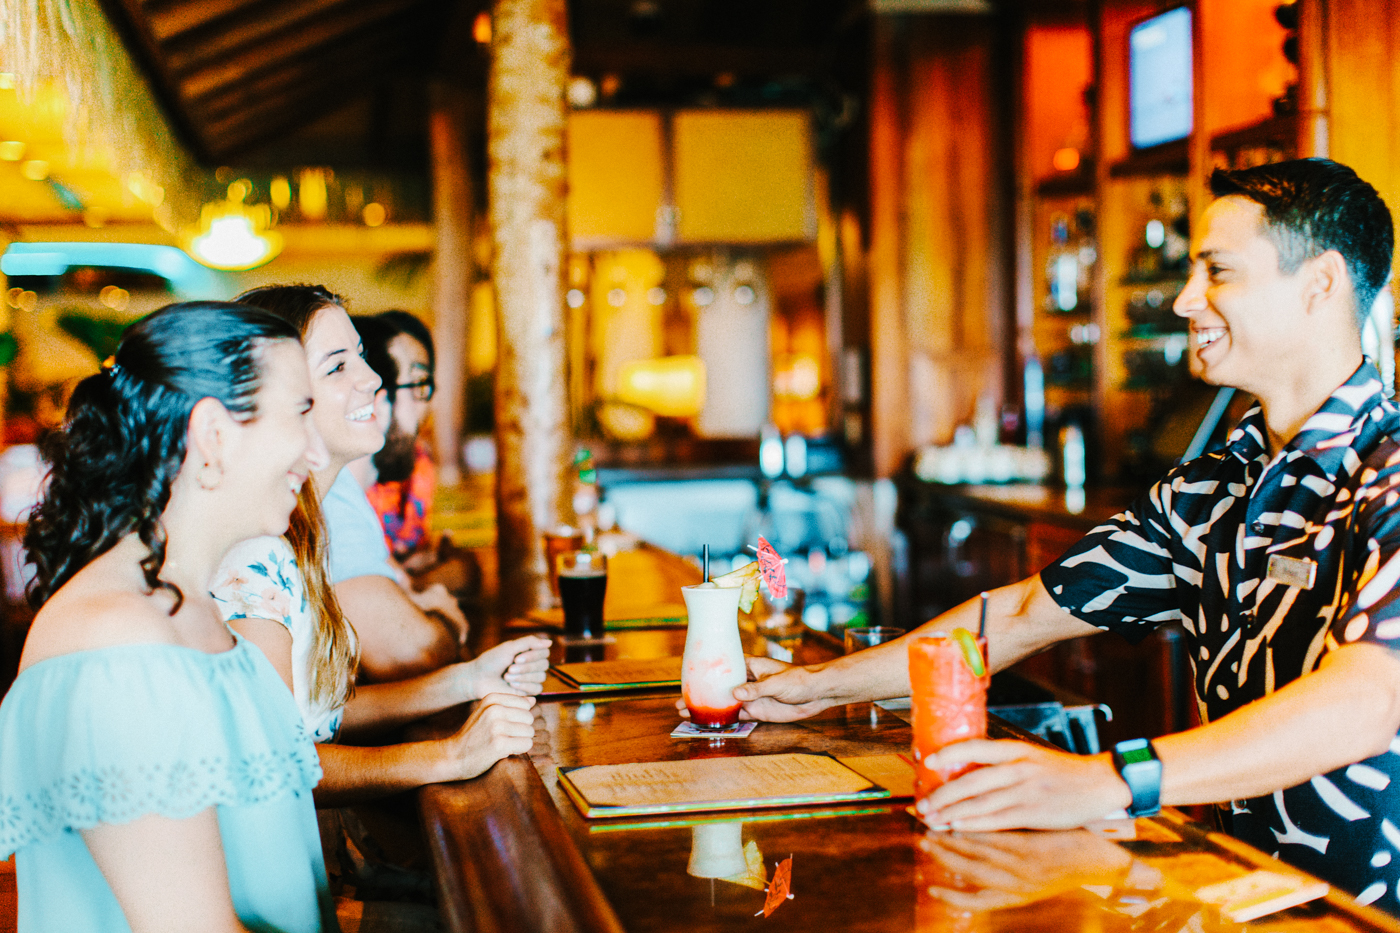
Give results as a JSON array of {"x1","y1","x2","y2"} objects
[{"x1": 421, "y1": 545, "x2": 1400, "y2": 933}]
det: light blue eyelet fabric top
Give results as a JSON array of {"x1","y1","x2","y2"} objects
[{"x1": 0, "y1": 635, "x2": 336, "y2": 932}]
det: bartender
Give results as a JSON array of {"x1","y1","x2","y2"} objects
[{"x1": 732, "y1": 158, "x2": 1400, "y2": 913}]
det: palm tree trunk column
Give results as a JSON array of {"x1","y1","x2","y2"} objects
[{"x1": 488, "y1": 0, "x2": 572, "y2": 614}]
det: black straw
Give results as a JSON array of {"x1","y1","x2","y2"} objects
[
  {"x1": 978, "y1": 592, "x2": 989, "y2": 638},
  {"x1": 703, "y1": 544, "x2": 710, "y2": 583}
]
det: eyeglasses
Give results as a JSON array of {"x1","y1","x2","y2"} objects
[{"x1": 393, "y1": 380, "x2": 435, "y2": 402}]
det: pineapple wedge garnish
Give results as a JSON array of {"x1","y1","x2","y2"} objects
[{"x1": 711, "y1": 560, "x2": 762, "y2": 612}]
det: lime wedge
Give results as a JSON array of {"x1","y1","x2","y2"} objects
[{"x1": 950, "y1": 627, "x2": 986, "y2": 677}]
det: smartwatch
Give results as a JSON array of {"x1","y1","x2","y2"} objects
[{"x1": 1111, "y1": 738, "x2": 1162, "y2": 817}]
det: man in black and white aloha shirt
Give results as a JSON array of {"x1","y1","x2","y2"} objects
[{"x1": 720, "y1": 159, "x2": 1400, "y2": 913}]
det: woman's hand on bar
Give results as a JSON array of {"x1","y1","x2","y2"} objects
[
  {"x1": 446, "y1": 693, "x2": 539, "y2": 780},
  {"x1": 915, "y1": 740, "x2": 1131, "y2": 831},
  {"x1": 465, "y1": 635, "x2": 552, "y2": 698}
]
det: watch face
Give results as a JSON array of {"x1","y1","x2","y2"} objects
[{"x1": 1121, "y1": 746, "x2": 1155, "y2": 765}]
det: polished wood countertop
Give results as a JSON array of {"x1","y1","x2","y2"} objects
[
  {"x1": 899, "y1": 479, "x2": 1142, "y2": 533},
  {"x1": 421, "y1": 546, "x2": 1400, "y2": 933}
]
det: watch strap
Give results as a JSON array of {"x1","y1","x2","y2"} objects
[{"x1": 1111, "y1": 737, "x2": 1162, "y2": 818}]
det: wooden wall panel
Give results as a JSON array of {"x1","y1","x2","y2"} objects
[
  {"x1": 1199, "y1": 0, "x2": 1291, "y2": 136},
  {"x1": 1329, "y1": 0, "x2": 1400, "y2": 255},
  {"x1": 1024, "y1": 24, "x2": 1092, "y2": 180},
  {"x1": 869, "y1": 17, "x2": 911, "y2": 478},
  {"x1": 1097, "y1": 3, "x2": 1158, "y2": 168},
  {"x1": 903, "y1": 22, "x2": 997, "y2": 451},
  {"x1": 429, "y1": 82, "x2": 474, "y2": 485},
  {"x1": 869, "y1": 15, "x2": 1005, "y2": 476}
]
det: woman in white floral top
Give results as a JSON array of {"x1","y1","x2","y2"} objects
[
  {"x1": 211, "y1": 285, "x2": 550, "y2": 804},
  {"x1": 214, "y1": 538, "x2": 341, "y2": 742}
]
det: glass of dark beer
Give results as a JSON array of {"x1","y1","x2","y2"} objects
[{"x1": 557, "y1": 549, "x2": 607, "y2": 640}]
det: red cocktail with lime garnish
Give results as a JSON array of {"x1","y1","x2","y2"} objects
[{"x1": 909, "y1": 630, "x2": 989, "y2": 800}]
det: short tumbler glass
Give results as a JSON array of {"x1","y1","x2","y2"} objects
[{"x1": 843, "y1": 626, "x2": 906, "y2": 654}]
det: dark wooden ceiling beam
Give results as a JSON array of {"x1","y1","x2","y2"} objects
[
  {"x1": 192, "y1": 24, "x2": 418, "y2": 122},
  {"x1": 173, "y1": 0, "x2": 428, "y2": 99},
  {"x1": 571, "y1": 41, "x2": 826, "y2": 77},
  {"x1": 163, "y1": 0, "x2": 381, "y2": 74},
  {"x1": 145, "y1": 0, "x2": 267, "y2": 42},
  {"x1": 198, "y1": 54, "x2": 413, "y2": 158}
]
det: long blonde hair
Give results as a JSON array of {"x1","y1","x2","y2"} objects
[
  {"x1": 287, "y1": 476, "x2": 359, "y2": 713},
  {"x1": 235, "y1": 284, "x2": 361, "y2": 714}
]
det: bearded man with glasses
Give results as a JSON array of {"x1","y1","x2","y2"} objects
[{"x1": 352, "y1": 310, "x2": 481, "y2": 615}]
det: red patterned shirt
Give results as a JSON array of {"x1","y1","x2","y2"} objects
[{"x1": 366, "y1": 441, "x2": 435, "y2": 559}]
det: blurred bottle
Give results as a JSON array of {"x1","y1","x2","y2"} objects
[
  {"x1": 572, "y1": 448, "x2": 600, "y2": 543},
  {"x1": 1060, "y1": 424, "x2": 1086, "y2": 491}
]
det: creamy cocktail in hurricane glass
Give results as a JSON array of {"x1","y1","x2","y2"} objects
[{"x1": 680, "y1": 581, "x2": 747, "y2": 728}]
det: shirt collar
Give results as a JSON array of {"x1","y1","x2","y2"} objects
[{"x1": 1223, "y1": 361, "x2": 1399, "y2": 480}]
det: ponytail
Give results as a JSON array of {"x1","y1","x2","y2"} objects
[{"x1": 24, "y1": 302, "x2": 299, "y2": 608}]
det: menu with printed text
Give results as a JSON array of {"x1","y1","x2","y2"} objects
[{"x1": 559, "y1": 752, "x2": 891, "y2": 818}]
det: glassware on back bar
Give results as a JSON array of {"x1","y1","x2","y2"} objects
[
  {"x1": 909, "y1": 633, "x2": 989, "y2": 801},
  {"x1": 680, "y1": 582, "x2": 746, "y2": 728},
  {"x1": 544, "y1": 526, "x2": 585, "y2": 604},
  {"x1": 844, "y1": 626, "x2": 905, "y2": 654},
  {"x1": 558, "y1": 549, "x2": 607, "y2": 639}
]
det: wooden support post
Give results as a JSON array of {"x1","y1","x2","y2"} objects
[
  {"x1": 868, "y1": 16, "x2": 911, "y2": 479},
  {"x1": 868, "y1": 16, "x2": 1004, "y2": 476},
  {"x1": 429, "y1": 81, "x2": 474, "y2": 486},
  {"x1": 489, "y1": 0, "x2": 572, "y2": 614},
  {"x1": 1295, "y1": 0, "x2": 1329, "y2": 158}
]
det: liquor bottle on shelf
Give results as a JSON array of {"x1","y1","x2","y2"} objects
[
  {"x1": 1044, "y1": 208, "x2": 1096, "y2": 314},
  {"x1": 1127, "y1": 191, "x2": 1190, "y2": 284},
  {"x1": 572, "y1": 448, "x2": 600, "y2": 544}
]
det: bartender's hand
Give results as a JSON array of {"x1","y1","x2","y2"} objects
[
  {"x1": 731, "y1": 657, "x2": 841, "y2": 721},
  {"x1": 918, "y1": 829, "x2": 1136, "y2": 911},
  {"x1": 465, "y1": 635, "x2": 552, "y2": 698},
  {"x1": 916, "y1": 740, "x2": 1132, "y2": 831},
  {"x1": 674, "y1": 656, "x2": 836, "y2": 722}
]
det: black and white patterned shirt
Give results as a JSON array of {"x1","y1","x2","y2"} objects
[{"x1": 1041, "y1": 361, "x2": 1400, "y2": 912}]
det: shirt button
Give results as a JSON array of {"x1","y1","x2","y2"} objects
[{"x1": 1250, "y1": 520, "x2": 1267, "y2": 534}]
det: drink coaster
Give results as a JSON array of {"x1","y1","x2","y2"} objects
[
  {"x1": 672, "y1": 721, "x2": 757, "y2": 739},
  {"x1": 558, "y1": 633, "x2": 616, "y2": 645}
]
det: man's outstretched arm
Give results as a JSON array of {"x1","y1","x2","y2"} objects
[
  {"x1": 731, "y1": 574, "x2": 1103, "y2": 722},
  {"x1": 919, "y1": 640, "x2": 1400, "y2": 830}
]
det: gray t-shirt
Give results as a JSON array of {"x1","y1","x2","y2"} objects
[{"x1": 322, "y1": 469, "x2": 396, "y2": 584}]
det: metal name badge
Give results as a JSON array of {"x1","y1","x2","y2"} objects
[{"x1": 1267, "y1": 554, "x2": 1317, "y2": 590}]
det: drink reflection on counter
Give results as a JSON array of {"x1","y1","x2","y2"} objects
[
  {"x1": 686, "y1": 820, "x2": 767, "y2": 908},
  {"x1": 687, "y1": 822, "x2": 749, "y2": 879},
  {"x1": 563, "y1": 642, "x2": 608, "y2": 664}
]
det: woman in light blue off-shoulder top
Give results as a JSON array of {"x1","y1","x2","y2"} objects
[{"x1": 0, "y1": 302, "x2": 335, "y2": 933}]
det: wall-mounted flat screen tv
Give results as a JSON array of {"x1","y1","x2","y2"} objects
[{"x1": 1129, "y1": 6, "x2": 1194, "y2": 150}]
